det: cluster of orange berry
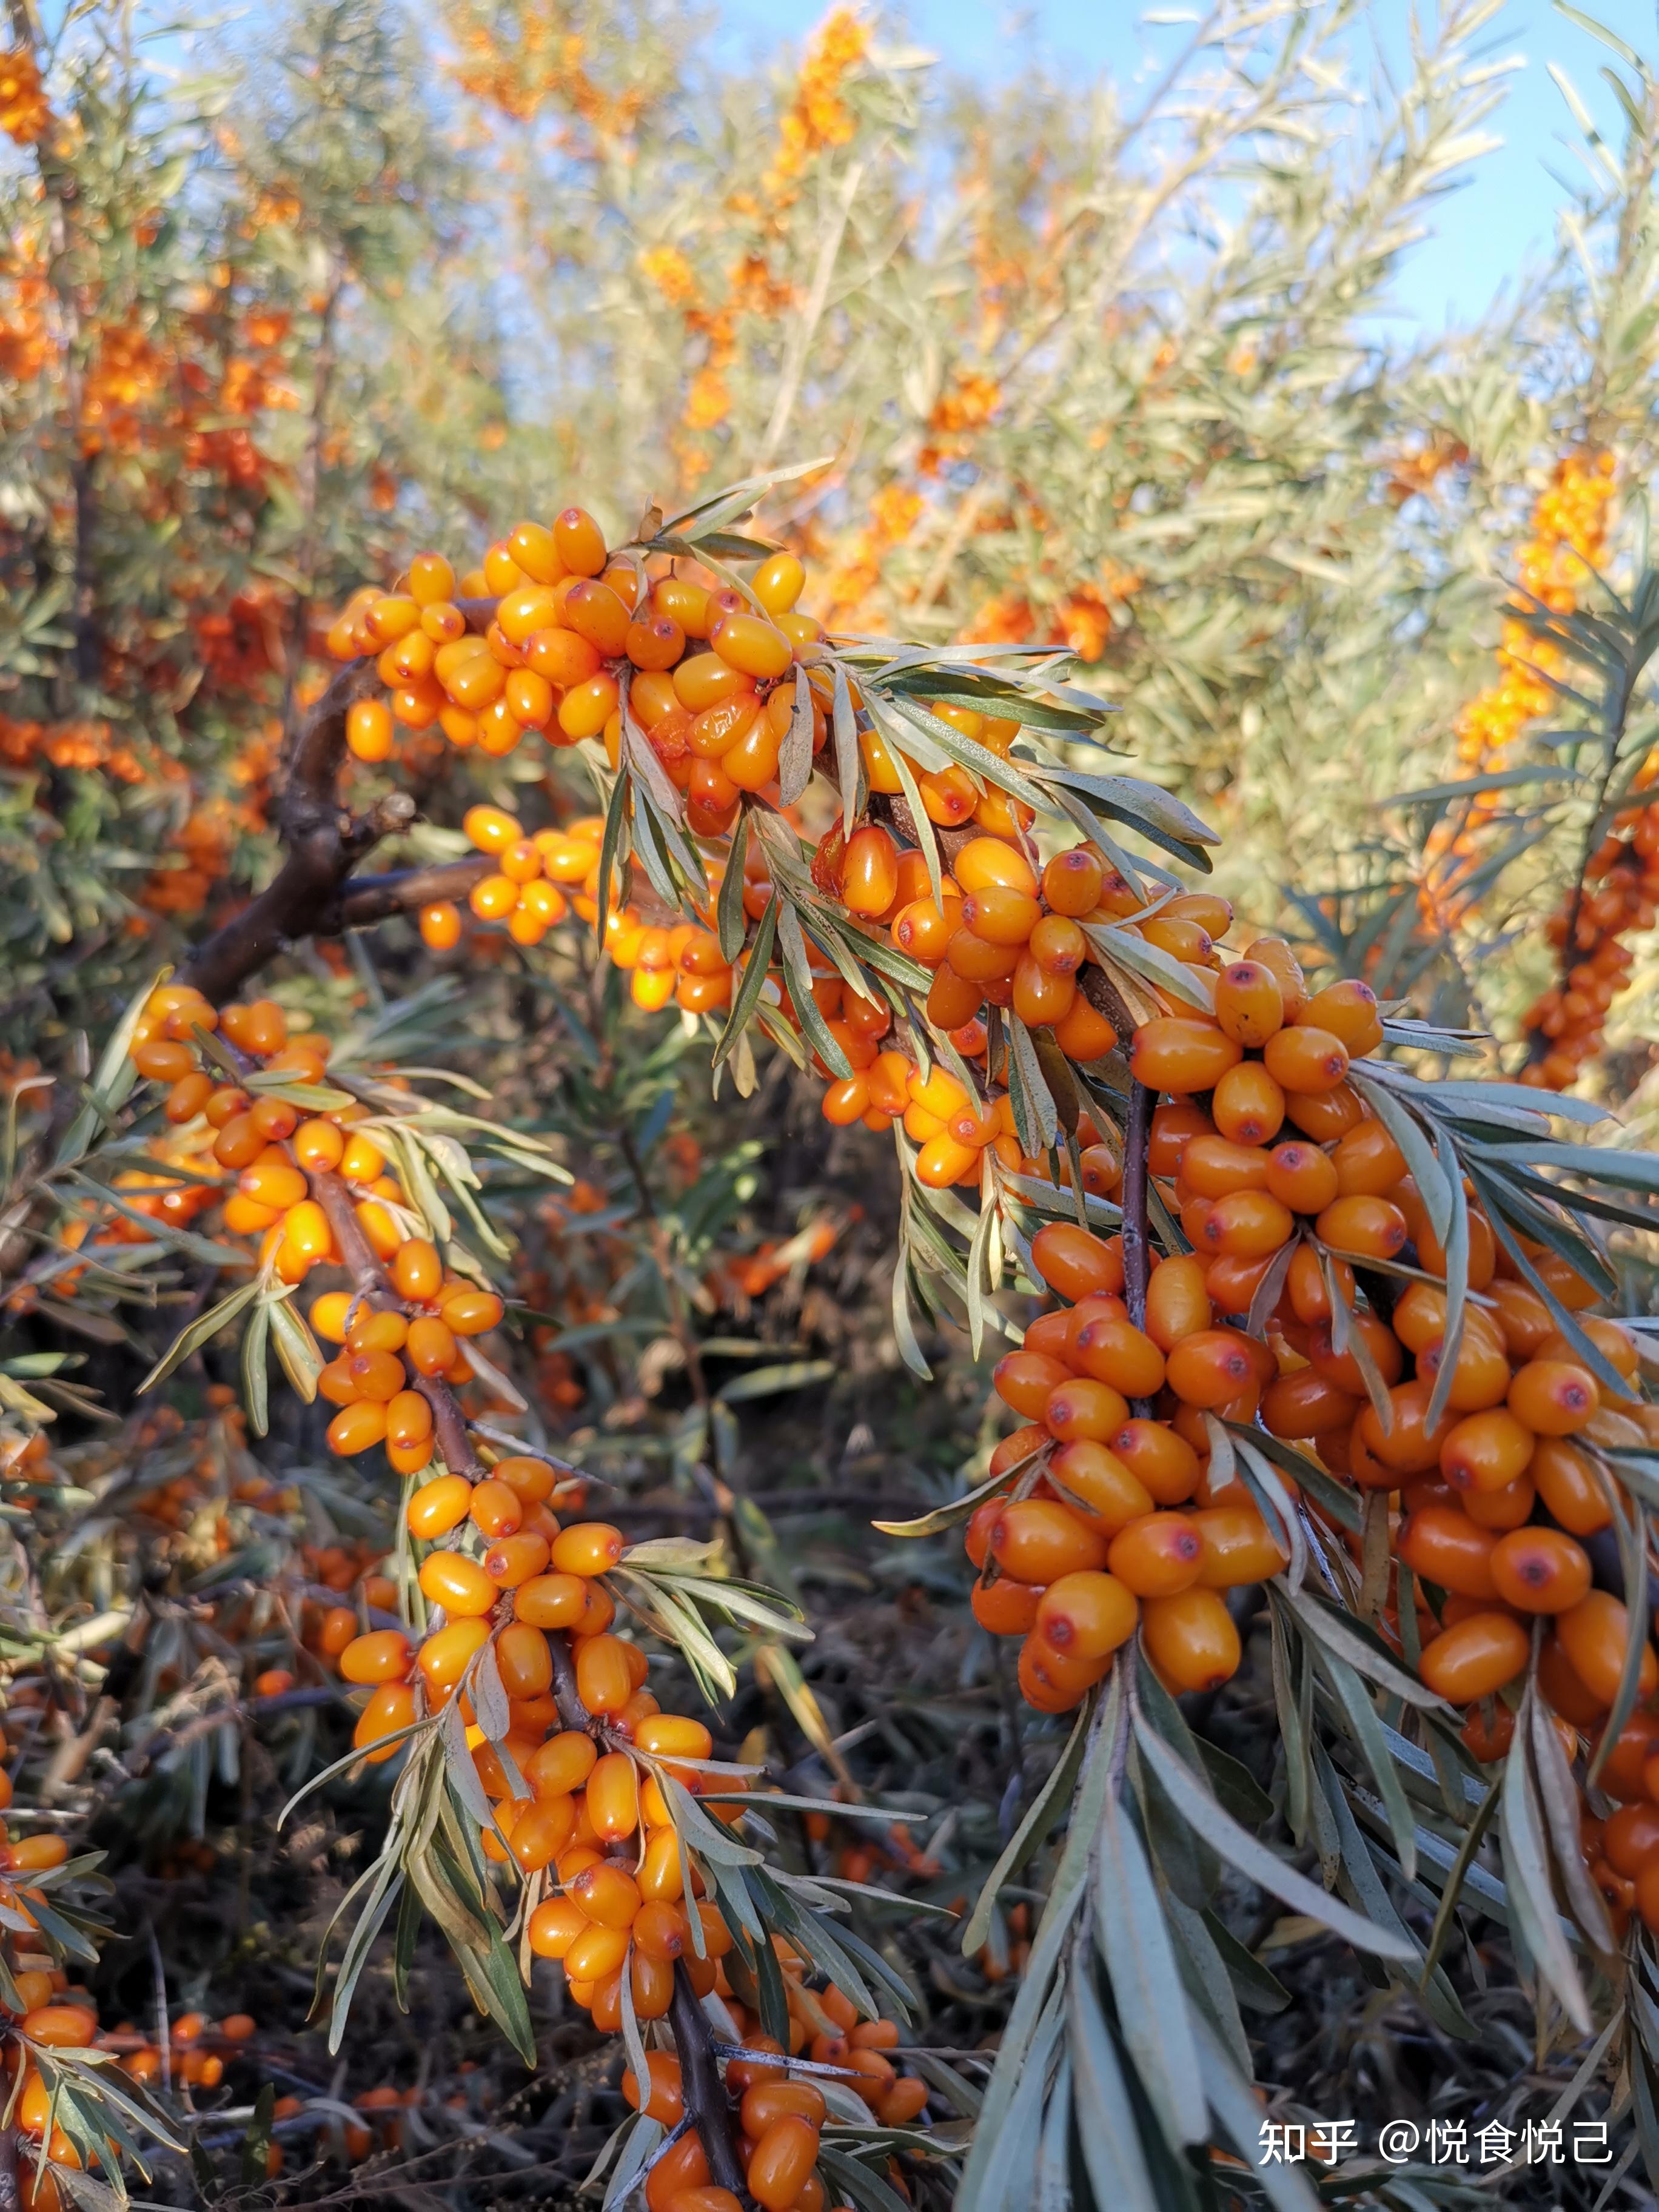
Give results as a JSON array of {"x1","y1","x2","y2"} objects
[
  {"x1": 333, "y1": 1471, "x2": 925, "y2": 2212},
  {"x1": 1520, "y1": 777, "x2": 1659, "y2": 1087},
  {"x1": 127, "y1": 980, "x2": 506, "y2": 1460},
  {"x1": 420, "y1": 807, "x2": 605, "y2": 953},
  {"x1": 971, "y1": 1218, "x2": 1281, "y2": 1711},
  {"x1": 1428, "y1": 453, "x2": 1615, "y2": 908},
  {"x1": 329, "y1": 515, "x2": 830, "y2": 835},
  {"x1": 622, "y1": 1987, "x2": 923, "y2": 2212},
  {"x1": 974, "y1": 1072, "x2": 1659, "y2": 1769}
]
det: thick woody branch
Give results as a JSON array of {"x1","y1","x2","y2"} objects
[
  {"x1": 1078, "y1": 962, "x2": 1137, "y2": 1044},
  {"x1": 869, "y1": 791, "x2": 980, "y2": 872},
  {"x1": 181, "y1": 660, "x2": 386, "y2": 1002},
  {"x1": 670, "y1": 1965, "x2": 750, "y2": 2202},
  {"x1": 1121, "y1": 1077, "x2": 1153, "y2": 1349},
  {"x1": 331, "y1": 856, "x2": 494, "y2": 931}
]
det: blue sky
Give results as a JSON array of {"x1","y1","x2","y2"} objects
[{"x1": 712, "y1": 0, "x2": 1657, "y2": 327}]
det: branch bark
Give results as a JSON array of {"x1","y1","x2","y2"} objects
[
  {"x1": 669, "y1": 1964, "x2": 750, "y2": 2202},
  {"x1": 1121, "y1": 1076, "x2": 1153, "y2": 1384}
]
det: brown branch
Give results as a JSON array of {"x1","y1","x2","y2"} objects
[
  {"x1": 547, "y1": 1629, "x2": 590, "y2": 1735},
  {"x1": 331, "y1": 856, "x2": 493, "y2": 932},
  {"x1": 180, "y1": 659, "x2": 393, "y2": 1002},
  {"x1": 0, "y1": 2125, "x2": 19, "y2": 2212},
  {"x1": 869, "y1": 791, "x2": 980, "y2": 873},
  {"x1": 1121, "y1": 1078, "x2": 1153, "y2": 1386},
  {"x1": 1078, "y1": 962, "x2": 1136, "y2": 1044},
  {"x1": 669, "y1": 1964, "x2": 749, "y2": 2202}
]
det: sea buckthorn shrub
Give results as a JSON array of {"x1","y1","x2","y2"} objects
[{"x1": 22, "y1": 471, "x2": 1642, "y2": 2205}]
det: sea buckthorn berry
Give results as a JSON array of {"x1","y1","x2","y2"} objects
[
  {"x1": 575, "y1": 1633, "x2": 635, "y2": 1714},
  {"x1": 441, "y1": 1289, "x2": 504, "y2": 1336},
  {"x1": 1033, "y1": 1571, "x2": 1138, "y2": 1660},
  {"x1": 340, "y1": 1631, "x2": 412, "y2": 1686},
  {"x1": 347, "y1": 1309, "x2": 408, "y2": 1356},
  {"x1": 1261, "y1": 1369, "x2": 1359, "y2": 1439},
  {"x1": 1418, "y1": 1613, "x2": 1529, "y2": 1702},
  {"x1": 417, "y1": 1552, "x2": 495, "y2": 1617},
  {"x1": 748, "y1": 2116, "x2": 820, "y2": 2211},
  {"x1": 1053, "y1": 993, "x2": 1120, "y2": 1061},
  {"x1": 1398, "y1": 1506, "x2": 1497, "y2": 1598},
  {"x1": 1165, "y1": 1329, "x2": 1263, "y2": 1409},
  {"x1": 491, "y1": 1454, "x2": 555, "y2": 1503},
  {"x1": 1242, "y1": 937, "x2": 1307, "y2": 1018},
  {"x1": 1211, "y1": 1061, "x2": 1285, "y2": 1145},
  {"x1": 511, "y1": 1573, "x2": 585, "y2": 1630},
  {"x1": 1190, "y1": 1503, "x2": 1287, "y2": 1586},
  {"x1": 1330, "y1": 1118, "x2": 1407, "y2": 1196},
  {"x1": 635, "y1": 1714, "x2": 714, "y2": 1760},
  {"x1": 1490, "y1": 1528, "x2": 1592, "y2": 1614},
  {"x1": 1042, "y1": 848, "x2": 1104, "y2": 915},
  {"x1": 1507, "y1": 1358, "x2": 1598, "y2": 1436},
  {"x1": 468, "y1": 1479, "x2": 523, "y2": 1540},
  {"x1": 1053, "y1": 1442, "x2": 1159, "y2": 1530},
  {"x1": 993, "y1": 1350, "x2": 1071, "y2": 1419},
  {"x1": 1088, "y1": 1420, "x2": 1199, "y2": 1510},
  {"x1": 1142, "y1": 1587, "x2": 1241, "y2": 1692},
  {"x1": 1558, "y1": 1591, "x2": 1659, "y2": 1709},
  {"x1": 1182, "y1": 1137, "x2": 1270, "y2": 1197},
  {"x1": 840, "y1": 825, "x2": 900, "y2": 917},
  {"x1": 1044, "y1": 1378, "x2": 1130, "y2": 1443},
  {"x1": 571, "y1": 1860, "x2": 643, "y2": 1929},
  {"x1": 1264, "y1": 1141, "x2": 1339, "y2": 1215},
  {"x1": 960, "y1": 885, "x2": 1043, "y2": 946},
  {"x1": 553, "y1": 506, "x2": 606, "y2": 575},
  {"x1": 1530, "y1": 1438, "x2": 1614, "y2": 1535},
  {"x1": 390, "y1": 1236, "x2": 442, "y2": 1302},
  {"x1": 973, "y1": 1579, "x2": 1040, "y2": 1634},
  {"x1": 1213, "y1": 960, "x2": 1284, "y2": 1046},
  {"x1": 419, "y1": 1617, "x2": 491, "y2": 1695},
  {"x1": 549, "y1": 1522, "x2": 624, "y2": 1577},
  {"x1": 1303, "y1": 979, "x2": 1384, "y2": 1054},
  {"x1": 1148, "y1": 1104, "x2": 1214, "y2": 1176},
  {"x1": 1282, "y1": 1079, "x2": 1364, "y2": 1141},
  {"x1": 409, "y1": 1477, "x2": 473, "y2": 1548},
  {"x1": 483, "y1": 1533, "x2": 551, "y2": 1587},
  {"x1": 327, "y1": 1401, "x2": 388, "y2": 1456},
  {"x1": 1314, "y1": 1194, "x2": 1407, "y2": 1259},
  {"x1": 711, "y1": 611, "x2": 793, "y2": 680},
  {"x1": 1031, "y1": 1222, "x2": 1124, "y2": 1300},
  {"x1": 1262, "y1": 1025, "x2": 1349, "y2": 1094},
  {"x1": 1071, "y1": 1318, "x2": 1165, "y2": 1398},
  {"x1": 586, "y1": 1751, "x2": 640, "y2": 1842},
  {"x1": 1129, "y1": 1018, "x2": 1241, "y2": 1094},
  {"x1": 1106, "y1": 1512, "x2": 1203, "y2": 1598},
  {"x1": 989, "y1": 1500, "x2": 1110, "y2": 1583},
  {"x1": 1349, "y1": 1381, "x2": 1455, "y2": 1481},
  {"x1": 1199, "y1": 1190, "x2": 1294, "y2": 1260}
]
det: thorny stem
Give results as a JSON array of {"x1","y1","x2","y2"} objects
[
  {"x1": 1121, "y1": 1076, "x2": 1153, "y2": 1346},
  {"x1": 670, "y1": 1965, "x2": 751, "y2": 2203}
]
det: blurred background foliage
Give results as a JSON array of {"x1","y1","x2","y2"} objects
[{"x1": 7, "y1": 0, "x2": 1659, "y2": 1090}]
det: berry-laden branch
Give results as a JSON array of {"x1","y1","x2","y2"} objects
[
  {"x1": 179, "y1": 661, "x2": 490, "y2": 1004},
  {"x1": 305, "y1": 1169, "x2": 486, "y2": 1478},
  {"x1": 304, "y1": 1159, "x2": 752, "y2": 2200}
]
